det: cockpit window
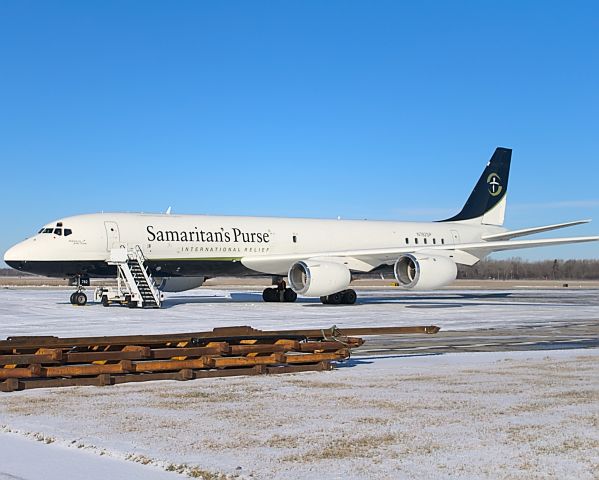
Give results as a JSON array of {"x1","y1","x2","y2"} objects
[{"x1": 39, "y1": 227, "x2": 71, "y2": 235}]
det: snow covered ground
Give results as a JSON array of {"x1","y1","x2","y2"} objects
[
  {"x1": 1, "y1": 349, "x2": 598, "y2": 479},
  {"x1": 0, "y1": 287, "x2": 598, "y2": 337},
  {"x1": 0, "y1": 288, "x2": 598, "y2": 479},
  {"x1": 0, "y1": 432, "x2": 181, "y2": 480}
]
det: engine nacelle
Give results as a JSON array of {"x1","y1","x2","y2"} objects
[
  {"x1": 393, "y1": 253, "x2": 457, "y2": 290},
  {"x1": 157, "y1": 276, "x2": 205, "y2": 292},
  {"x1": 288, "y1": 260, "x2": 351, "y2": 297}
]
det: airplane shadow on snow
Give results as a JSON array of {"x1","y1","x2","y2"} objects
[
  {"x1": 161, "y1": 292, "x2": 514, "y2": 309},
  {"x1": 162, "y1": 292, "x2": 320, "y2": 308},
  {"x1": 334, "y1": 352, "x2": 444, "y2": 369}
]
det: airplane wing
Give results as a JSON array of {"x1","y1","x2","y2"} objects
[
  {"x1": 241, "y1": 236, "x2": 599, "y2": 274},
  {"x1": 481, "y1": 219, "x2": 591, "y2": 241}
]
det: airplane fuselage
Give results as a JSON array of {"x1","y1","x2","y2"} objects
[{"x1": 4, "y1": 212, "x2": 499, "y2": 279}]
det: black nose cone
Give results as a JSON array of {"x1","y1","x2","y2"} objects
[{"x1": 5, "y1": 260, "x2": 26, "y2": 271}]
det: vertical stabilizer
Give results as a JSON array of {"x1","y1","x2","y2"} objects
[{"x1": 440, "y1": 147, "x2": 511, "y2": 225}]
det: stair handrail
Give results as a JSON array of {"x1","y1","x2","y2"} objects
[
  {"x1": 133, "y1": 245, "x2": 158, "y2": 287},
  {"x1": 131, "y1": 245, "x2": 161, "y2": 306},
  {"x1": 133, "y1": 244, "x2": 147, "y2": 263}
]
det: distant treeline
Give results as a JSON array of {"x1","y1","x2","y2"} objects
[
  {"x1": 458, "y1": 258, "x2": 599, "y2": 280},
  {"x1": 0, "y1": 268, "x2": 30, "y2": 277}
]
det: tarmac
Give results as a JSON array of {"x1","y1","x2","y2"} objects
[{"x1": 355, "y1": 319, "x2": 599, "y2": 356}]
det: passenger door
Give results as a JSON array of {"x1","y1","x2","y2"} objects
[{"x1": 104, "y1": 221, "x2": 121, "y2": 250}]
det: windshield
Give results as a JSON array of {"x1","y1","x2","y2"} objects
[{"x1": 39, "y1": 227, "x2": 72, "y2": 236}]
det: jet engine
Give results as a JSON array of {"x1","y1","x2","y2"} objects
[
  {"x1": 288, "y1": 260, "x2": 351, "y2": 297},
  {"x1": 393, "y1": 253, "x2": 457, "y2": 290},
  {"x1": 157, "y1": 276, "x2": 206, "y2": 292}
]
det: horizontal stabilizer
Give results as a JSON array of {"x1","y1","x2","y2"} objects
[
  {"x1": 456, "y1": 236, "x2": 599, "y2": 254},
  {"x1": 482, "y1": 219, "x2": 591, "y2": 241}
]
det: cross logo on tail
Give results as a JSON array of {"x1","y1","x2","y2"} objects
[{"x1": 487, "y1": 173, "x2": 503, "y2": 197}]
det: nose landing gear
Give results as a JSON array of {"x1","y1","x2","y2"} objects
[
  {"x1": 70, "y1": 291, "x2": 87, "y2": 306},
  {"x1": 69, "y1": 275, "x2": 90, "y2": 306}
]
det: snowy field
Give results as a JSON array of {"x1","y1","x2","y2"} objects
[
  {"x1": 1, "y1": 350, "x2": 598, "y2": 480},
  {"x1": 1, "y1": 288, "x2": 598, "y2": 479},
  {"x1": 1, "y1": 287, "x2": 598, "y2": 337}
]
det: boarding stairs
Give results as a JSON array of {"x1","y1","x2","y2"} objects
[{"x1": 97, "y1": 245, "x2": 161, "y2": 308}]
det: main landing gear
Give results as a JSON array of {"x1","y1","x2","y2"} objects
[
  {"x1": 320, "y1": 289, "x2": 357, "y2": 305},
  {"x1": 262, "y1": 280, "x2": 298, "y2": 303},
  {"x1": 69, "y1": 275, "x2": 90, "y2": 306},
  {"x1": 262, "y1": 280, "x2": 357, "y2": 305}
]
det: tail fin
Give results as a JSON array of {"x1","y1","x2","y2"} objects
[{"x1": 440, "y1": 147, "x2": 512, "y2": 225}]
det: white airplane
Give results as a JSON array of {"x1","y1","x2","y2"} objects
[{"x1": 4, "y1": 147, "x2": 599, "y2": 306}]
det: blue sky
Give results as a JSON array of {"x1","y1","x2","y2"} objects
[{"x1": 1, "y1": 1, "x2": 598, "y2": 263}]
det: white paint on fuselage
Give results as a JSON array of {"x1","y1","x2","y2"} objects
[{"x1": 5, "y1": 212, "x2": 505, "y2": 274}]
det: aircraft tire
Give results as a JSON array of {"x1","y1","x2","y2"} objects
[
  {"x1": 283, "y1": 288, "x2": 297, "y2": 302},
  {"x1": 74, "y1": 292, "x2": 87, "y2": 306},
  {"x1": 327, "y1": 292, "x2": 343, "y2": 305},
  {"x1": 69, "y1": 292, "x2": 77, "y2": 304},
  {"x1": 320, "y1": 296, "x2": 329, "y2": 304},
  {"x1": 342, "y1": 289, "x2": 357, "y2": 305},
  {"x1": 262, "y1": 288, "x2": 277, "y2": 302}
]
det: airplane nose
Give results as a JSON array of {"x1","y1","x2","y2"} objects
[{"x1": 4, "y1": 242, "x2": 27, "y2": 271}]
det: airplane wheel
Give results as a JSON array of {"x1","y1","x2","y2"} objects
[
  {"x1": 262, "y1": 288, "x2": 278, "y2": 302},
  {"x1": 283, "y1": 288, "x2": 297, "y2": 303},
  {"x1": 327, "y1": 292, "x2": 343, "y2": 305},
  {"x1": 342, "y1": 289, "x2": 357, "y2": 305},
  {"x1": 69, "y1": 292, "x2": 77, "y2": 304},
  {"x1": 74, "y1": 292, "x2": 87, "y2": 306},
  {"x1": 320, "y1": 296, "x2": 329, "y2": 304}
]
